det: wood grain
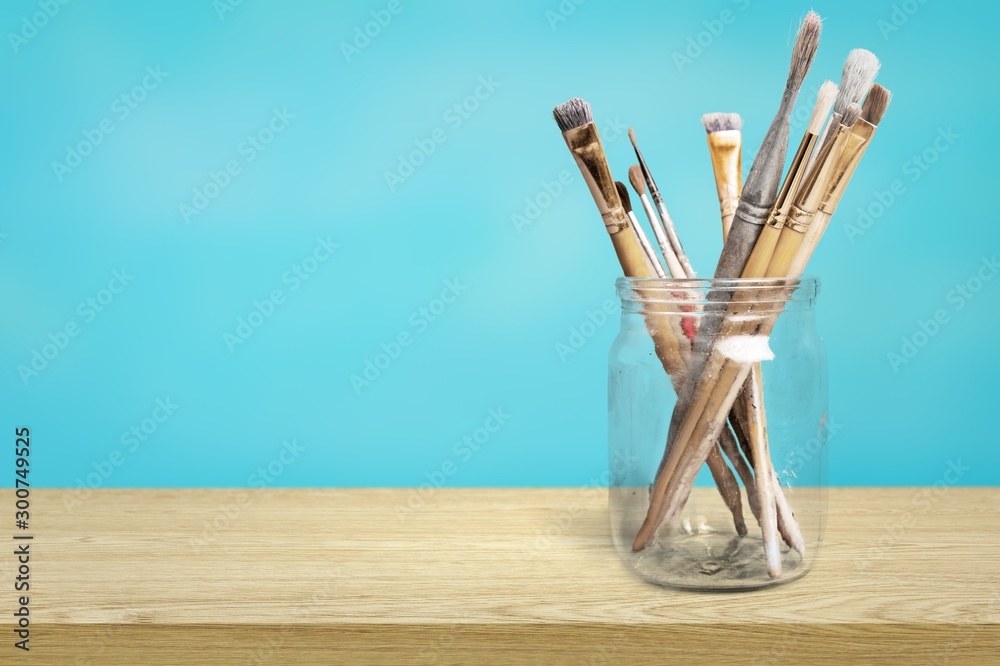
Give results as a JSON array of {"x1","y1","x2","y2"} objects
[{"x1": 4, "y1": 488, "x2": 998, "y2": 664}]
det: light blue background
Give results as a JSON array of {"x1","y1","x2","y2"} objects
[{"x1": 2, "y1": 0, "x2": 997, "y2": 489}]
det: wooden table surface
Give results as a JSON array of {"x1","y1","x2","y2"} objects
[{"x1": 4, "y1": 488, "x2": 999, "y2": 664}]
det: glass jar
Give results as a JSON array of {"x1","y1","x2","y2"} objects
[{"x1": 608, "y1": 277, "x2": 827, "y2": 591}]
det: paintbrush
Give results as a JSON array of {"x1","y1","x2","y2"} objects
[
  {"x1": 628, "y1": 165, "x2": 686, "y2": 278},
  {"x1": 699, "y1": 113, "x2": 783, "y2": 536},
  {"x1": 554, "y1": 98, "x2": 689, "y2": 379},
  {"x1": 728, "y1": 84, "x2": 836, "y2": 574},
  {"x1": 617, "y1": 181, "x2": 755, "y2": 534},
  {"x1": 628, "y1": 129, "x2": 696, "y2": 277},
  {"x1": 701, "y1": 112, "x2": 743, "y2": 239},
  {"x1": 806, "y1": 49, "x2": 880, "y2": 176},
  {"x1": 636, "y1": 103, "x2": 870, "y2": 552},
  {"x1": 642, "y1": 11, "x2": 822, "y2": 549},
  {"x1": 702, "y1": 109, "x2": 791, "y2": 574},
  {"x1": 616, "y1": 182, "x2": 665, "y2": 278}
]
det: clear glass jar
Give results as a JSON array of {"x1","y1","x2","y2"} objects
[{"x1": 608, "y1": 277, "x2": 827, "y2": 591}]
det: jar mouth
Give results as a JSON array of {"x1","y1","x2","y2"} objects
[{"x1": 615, "y1": 276, "x2": 819, "y2": 312}]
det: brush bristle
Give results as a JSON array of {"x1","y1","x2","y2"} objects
[
  {"x1": 615, "y1": 181, "x2": 633, "y2": 214},
  {"x1": 808, "y1": 81, "x2": 838, "y2": 135},
  {"x1": 628, "y1": 128, "x2": 637, "y2": 145},
  {"x1": 701, "y1": 112, "x2": 743, "y2": 133},
  {"x1": 786, "y1": 11, "x2": 822, "y2": 91},
  {"x1": 628, "y1": 165, "x2": 646, "y2": 196},
  {"x1": 862, "y1": 84, "x2": 891, "y2": 125},
  {"x1": 834, "y1": 49, "x2": 881, "y2": 116},
  {"x1": 553, "y1": 97, "x2": 593, "y2": 132},
  {"x1": 841, "y1": 103, "x2": 862, "y2": 128}
]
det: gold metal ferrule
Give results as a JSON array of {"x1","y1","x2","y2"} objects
[
  {"x1": 706, "y1": 129, "x2": 742, "y2": 237},
  {"x1": 818, "y1": 120, "x2": 877, "y2": 216},
  {"x1": 561, "y1": 123, "x2": 629, "y2": 236},
  {"x1": 765, "y1": 207, "x2": 784, "y2": 230},
  {"x1": 721, "y1": 197, "x2": 739, "y2": 218},
  {"x1": 784, "y1": 204, "x2": 813, "y2": 233},
  {"x1": 788, "y1": 122, "x2": 854, "y2": 219},
  {"x1": 601, "y1": 208, "x2": 630, "y2": 233}
]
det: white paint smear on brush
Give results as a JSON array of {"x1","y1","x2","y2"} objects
[{"x1": 717, "y1": 335, "x2": 775, "y2": 363}]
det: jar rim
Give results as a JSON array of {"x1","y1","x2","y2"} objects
[{"x1": 615, "y1": 275, "x2": 820, "y2": 309}]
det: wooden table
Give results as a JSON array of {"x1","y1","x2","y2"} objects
[{"x1": 5, "y1": 488, "x2": 999, "y2": 664}]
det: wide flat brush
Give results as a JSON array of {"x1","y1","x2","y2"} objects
[{"x1": 701, "y1": 112, "x2": 743, "y2": 239}]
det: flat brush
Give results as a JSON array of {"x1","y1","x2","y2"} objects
[
  {"x1": 628, "y1": 165, "x2": 685, "y2": 278},
  {"x1": 701, "y1": 112, "x2": 743, "y2": 239},
  {"x1": 789, "y1": 85, "x2": 890, "y2": 276},
  {"x1": 703, "y1": 107, "x2": 791, "y2": 575},
  {"x1": 807, "y1": 49, "x2": 880, "y2": 176},
  {"x1": 616, "y1": 182, "x2": 665, "y2": 278},
  {"x1": 696, "y1": 113, "x2": 763, "y2": 521},
  {"x1": 553, "y1": 98, "x2": 656, "y2": 281},
  {"x1": 628, "y1": 129, "x2": 695, "y2": 277}
]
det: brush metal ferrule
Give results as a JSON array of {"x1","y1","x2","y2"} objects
[
  {"x1": 741, "y1": 200, "x2": 773, "y2": 226},
  {"x1": 562, "y1": 123, "x2": 629, "y2": 236},
  {"x1": 601, "y1": 208, "x2": 630, "y2": 233},
  {"x1": 706, "y1": 129, "x2": 743, "y2": 238},
  {"x1": 763, "y1": 131, "x2": 817, "y2": 233},
  {"x1": 818, "y1": 120, "x2": 877, "y2": 216},
  {"x1": 784, "y1": 204, "x2": 813, "y2": 233},
  {"x1": 790, "y1": 122, "x2": 853, "y2": 218},
  {"x1": 766, "y1": 206, "x2": 788, "y2": 230}
]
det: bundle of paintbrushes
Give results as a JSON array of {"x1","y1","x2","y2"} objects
[{"x1": 552, "y1": 10, "x2": 891, "y2": 578}]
